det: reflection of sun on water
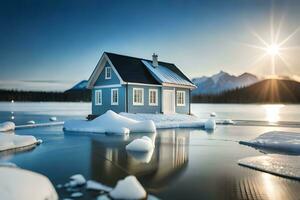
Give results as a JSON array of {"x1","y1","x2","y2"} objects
[{"x1": 262, "y1": 104, "x2": 284, "y2": 123}]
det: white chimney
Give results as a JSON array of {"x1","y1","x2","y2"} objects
[{"x1": 152, "y1": 53, "x2": 158, "y2": 67}]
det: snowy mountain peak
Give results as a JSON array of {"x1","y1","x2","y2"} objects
[
  {"x1": 192, "y1": 71, "x2": 259, "y2": 95},
  {"x1": 211, "y1": 70, "x2": 228, "y2": 83}
]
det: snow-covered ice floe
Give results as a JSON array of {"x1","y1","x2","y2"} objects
[
  {"x1": 0, "y1": 121, "x2": 15, "y2": 132},
  {"x1": 240, "y1": 131, "x2": 300, "y2": 154},
  {"x1": 126, "y1": 136, "x2": 154, "y2": 152},
  {"x1": 0, "y1": 133, "x2": 38, "y2": 152},
  {"x1": 238, "y1": 154, "x2": 300, "y2": 180},
  {"x1": 0, "y1": 167, "x2": 58, "y2": 200},
  {"x1": 64, "y1": 110, "x2": 156, "y2": 134},
  {"x1": 109, "y1": 176, "x2": 146, "y2": 200},
  {"x1": 86, "y1": 180, "x2": 113, "y2": 192},
  {"x1": 120, "y1": 112, "x2": 205, "y2": 129},
  {"x1": 204, "y1": 119, "x2": 216, "y2": 130}
]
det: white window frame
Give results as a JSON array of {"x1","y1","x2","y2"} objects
[
  {"x1": 176, "y1": 91, "x2": 185, "y2": 106},
  {"x1": 111, "y1": 88, "x2": 118, "y2": 105},
  {"x1": 95, "y1": 90, "x2": 102, "y2": 105},
  {"x1": 149, "y1": 89, "x2": 158, "y2": 106},
  {"x1": 133, "y1": 88, "x2": 144, "y2": 106},
  {"x1": 105, "y1": 67, "x2": 112, "y2": 79}
]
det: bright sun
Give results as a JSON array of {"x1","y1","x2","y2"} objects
[
  {"x1": 266, "y1": 44, "x2": 280, "y2": 56},
  {"x1": 242, "y1": 11, "x2": 300, "y2": 75}
]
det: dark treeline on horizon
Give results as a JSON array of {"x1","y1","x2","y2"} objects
[
  {"x1": 192, "y1": 79, "x2": 300, "y2": 103},
  {"x1": 0, "y1": 90, "x2": 91, "y2": 102}
]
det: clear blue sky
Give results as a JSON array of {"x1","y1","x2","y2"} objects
[{"x1": 0, "y1": 0, "x2": 299, "y2": 91}]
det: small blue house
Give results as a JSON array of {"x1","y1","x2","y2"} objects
[{"x1": 87, "y1": 52, "x2": 196, "y2": 116}]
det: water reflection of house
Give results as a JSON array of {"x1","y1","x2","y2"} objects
[{"x1": 90, "y1": 129, "x2": 190, "y2": 189}]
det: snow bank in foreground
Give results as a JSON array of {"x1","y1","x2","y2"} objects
[
  {"x1": 64, "y1": 110, "x2": 156, "y2": 134},
  {"x1": 0, "y1": 122, "x2": 15, "y2": 132},
  {"x1": 240, "y1": 131, "x2": 300, "y2": 153},
  {"x1": 0, "y1": 167, "x2": 58, "y2": 200},
  {"x1": 109, "y1": 176, "x2": 146, "y2": 199},
  {"x1": 204, "y1": 119, "x2": 216, "y2": 130},
  {"x1": 120, "y1": 113, "x2": 205, "y2": 129},
  {"x1": 126, "y1": 136, "x2": 154, "y2": 152},
  {"x1": 0, "y1": 133, "x2": 37, "y2": 151},
  {"x1": 238, "y1": 154, "x2": 300, "y2": 180}
]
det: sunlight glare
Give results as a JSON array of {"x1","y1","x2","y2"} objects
[
  {"x1": 266, "y1": 44, "x2": 280, "y2": 56},
  {"x1": 262, "y1": 104, "x2": 284, "y2": 123}
]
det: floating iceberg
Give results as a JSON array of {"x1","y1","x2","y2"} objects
[
  {"x1": 204, "y1": 119, "x2": 216, "y2": 130},
  {"x1": 238, "y1": 154, "x2": 300, "y2": 180},
  {"x1": 64, "y1": 110, "x2": 156, "y2": 134},
  {"x1": 0, "y1": 121, "x2": 15, "y2": 132},
  {"x1": 0, "y1": 133, "x2": 38, "y2": 152},
  {"x1": 240, "y1": 131, "x2": 300, "y2": 154},
  {"x1": 0, "y1": 167, "x2": 58, "y2": 200},
  {"x1": 127, "y1": 149, "x2": 154, "y2": 163},
  {"x1": 210, "y1": 112, "x2": 217, "y2": 117},
  {"x1": 69, "y1": 174, "x2": 86, "y2": 186},
  {"x1": 49, "y1": 117, "x2": 57, "y2": 121},
  {"x1": 120, "y1": 112, "x2": 205, "y2": 129},
  {"x1": 126, "y1": 136, "x2": 154, "y2": 152},
  {"x1": 109, "y1": 176, "x2": 146, "y2": 200},
  {"x1": 27, "y1": 120, "x2": 35, "y2": 125},
  {"x1": 222, "y1": 119, "x2": 235, "y2": 125},
  {"x1": 86, "y1": 180, "x2": 113, "y2": 192}
]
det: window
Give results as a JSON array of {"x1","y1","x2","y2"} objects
[
  {"x1": 111, "y1": 89, "x2": 118, "y2": 105},
  {"x1": 105, "y1": 67, "x2": 111, "y2": 79},
  {"x1": 95, "y1": 90, "x2": 102, "y2": 105},
  {"x1": 149, "y1": 89, "x2": 158, "y2": 106},
  {"x1": 176, "y1": 91, "x2": 185, "y2": 106},
  {"x1": 133, "y1": 88, "x2": 144, "y2": 105}
]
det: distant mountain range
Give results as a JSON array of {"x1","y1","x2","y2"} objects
[
  {"x1": 192, "y1": 79, "x2": 300, "y2": 103},
  {"x1": 65, "y1": 80, "x2": 88, "y2": 92},
  {"x1": 192, "y1": 71, "x2": 259, "y2": 95}
]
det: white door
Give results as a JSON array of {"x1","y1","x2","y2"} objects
[{"x1": 163, "y1": 89, "x2": 175, "y2": 114}]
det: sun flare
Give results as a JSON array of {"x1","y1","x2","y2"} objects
[
  {"x1": 266, "y1": 44, "x2": 280, "y2": 56},
  {"x1": 242, "y1": 12, "x2": 300, "y2": 76}
]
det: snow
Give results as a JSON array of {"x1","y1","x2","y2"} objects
[
  {"x1": 210, "y1": 112, "x2": 217, "y2": 117},
  {"x1": 204, "y1": 119, "x2": 216, "y2": 130},
  {"x1": 0, "y1": 161, "x2": 17, "y2": 168},
  {"x1": 126, "y1": 136, "x2": 154, "y2": 152},
  {"x1": 240, "y1": 131, "x2": 300, "y2": 153},
  {"x1": 0, "y1": 167, "x2": 58, "y2": 200},
  {"x1": 27, "y1": 120, "x2": 35, "y2": 125},
  {"x1": 97, "y1": 195, "x2": 110, "y2": 200},
  {"x1": 127, "y1": 149, "x2": 154, "y2": 163},
  {"x1": 86, "y1": 180, "x2": 113, "y2": 192},
  {"x1": 70, "y1": 192, "x2": 83, "y2": 198},
  {"x1": 50, "y1": 117, "x2": 57, "y2": 121},
  {"x1": 142, "y1": 60, "x2": 195, "y2": 87},
  {"x1": 64, "y1": 110, "x2": 156, "y2": 134},
  {"x1": 69, "y1": 174, "x2": 86, "y2": 186},
  {"x1": 0, "y1": 133, "x2": 38, "y2": 151},
  {"x1": 120, "y1": 112, "x2": 205, "y2": 129},
  {"x1": 109, "y1": 176, "x2": 146, "y2": 200},
  {"x1": 0, "y1": 121, "x2": 15, "y2": 132},
  {"x1": 222, "y1": 119, "x2": 235, "y2": 125},
  {"x1": 238, "y1": 154, "x2": 300, "y2": 180}
]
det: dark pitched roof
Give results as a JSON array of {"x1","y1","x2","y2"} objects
[{"x1": 105, "y1": 52, "x2": 193, "y2": 85}]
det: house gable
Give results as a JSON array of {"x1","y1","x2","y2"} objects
[
  {"x1": 87, "y1": 53, "x2": 124, "y2": 89},
  {"x1": 94, "y1": 61, "x2": 121, "y2": 86}
]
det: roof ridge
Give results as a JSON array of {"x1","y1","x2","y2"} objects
[{"x1": 104, "y1": 51, "x2": 175, "y2": 65}]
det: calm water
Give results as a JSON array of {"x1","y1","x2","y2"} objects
[{"x1": 0, "y1": 102, "x2": 300, "y2": 200}]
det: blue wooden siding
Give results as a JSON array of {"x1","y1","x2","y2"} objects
[
  {"x1": 175, "y1": 88, "x2": 190, "y2": 114},
  {"x1": 127, "y1": 85, "x2": 162, "y2": 114},
  {"x1": 94, "y1": 62, "x2": 121, "y2": 86},
  {"x1": 92, "y1": 86, "x2": 126, "y2": 115}
]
